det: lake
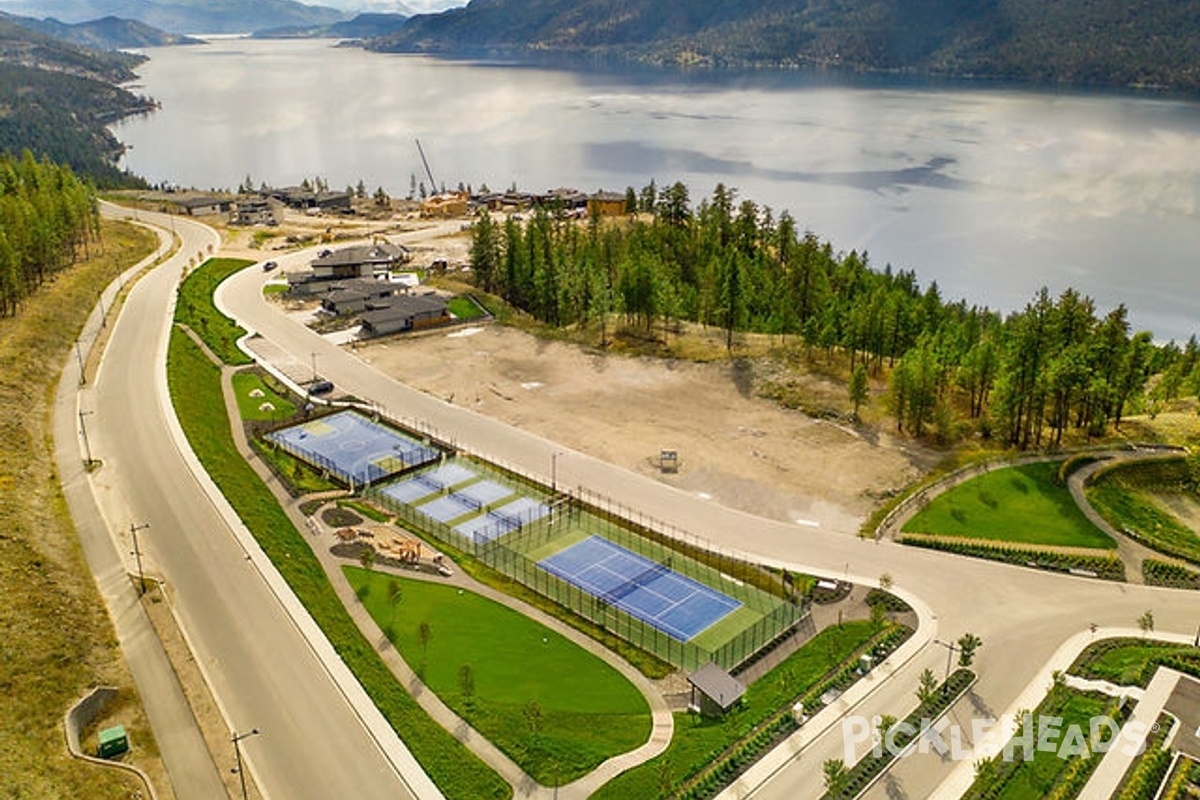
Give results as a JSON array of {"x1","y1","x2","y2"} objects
[{"x1": 113, "y1": 38, "x2": 1200, "y2": 341}]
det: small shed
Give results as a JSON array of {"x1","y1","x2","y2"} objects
[
  {"x1": 98, "y1": 725, "x2": 129, "y2": 758},
  {"x1": 688, "y1": 662, "x2": 746, "y2": 717}
]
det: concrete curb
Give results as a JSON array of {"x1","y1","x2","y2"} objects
[{"x1": 63, "y1": 687, "x2": 159, "y2": 800}]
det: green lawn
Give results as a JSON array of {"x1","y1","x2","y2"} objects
[
  {"x1": 592, "y1": 621, "x2": 880, "y2": 800},
  {"x1": 448, "y1": 295, "x2": 487, "y2": 320},
  {"x1": 1071, "y1": 638, "x2": 1200, "y2": 688},
  {"x1": 344, "y1": 569, "x2": 651, "y2": 785},
  {"x1": 176, "y1": 258, "x2": 254, "y2": 365},
  {"x1": 967, "y1": 688, "x2": 1113, "y2": 800},
  {"x1": 903, "y1": 461, "x2": 1114, "y2": 549},
  {"x1": 1087, "y1": 473, "x2": 1200, "y2": 565},
  {"x1": 231, "y1": 371, "x2": 296, "y2": 421}
]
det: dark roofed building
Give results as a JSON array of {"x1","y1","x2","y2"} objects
[
  {"x1": 360, "y1": 295, "x2": 449, "y2": 338},
  {"x1": 588, "y1": 190, "x2": 628, "y2": 218},
  {"x1": 311, "y1": 242, "x2": 410, "y2": 280},
  {"x1": 688, "y1": 662, "x2": 746, "y2": 717},
  {"x1": 175, "y1": 196, "x2": 231, "y2": 216},
  {"x1": 320, "y1": 280, "x2": 396, "y2": 314},
  {"x1": 269, "y1": 187, "x2": 353, "y2": 212},
  {"x1": 231, "y1": 197, "x2": 277, "y2": 226}
]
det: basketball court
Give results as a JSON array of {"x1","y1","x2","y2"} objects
[{"x1": 266, "y1": 410, "x2": 438, "y2": 485}]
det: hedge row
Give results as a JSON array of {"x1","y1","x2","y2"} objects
[
  {"x1": 673, "y1": 625, "x2": 914, "y2": 800},
  {"x1": 1142, "y1": 558, "x2": 1200, "y2": 590},
  {"x1": 865, "y1": 588, "x2": 912, "y2": 614},
  {"x1": 1114, "y1": 716, "x2": 1174, "y2": 800},
  {"x1": 900, "y1": 535, "x2": 1125, "y2": 580},
  {"x1": 821, "y1": 668, "x2": 976, "y2": 800}
]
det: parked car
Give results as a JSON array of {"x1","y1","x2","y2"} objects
[{"x1": 309, "y1": 379, "x2": 334, "y2": 395}]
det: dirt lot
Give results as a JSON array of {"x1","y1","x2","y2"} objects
[{"x1": 357, "y1": 325, "x2": 939, "y2": 535}]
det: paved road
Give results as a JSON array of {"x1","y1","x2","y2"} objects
[
  {"x1": 220, "y1": 248, "x2": 1200, "y2": 799},
  {"x1": 86, "y1": 208, "x2": 433, "y2": 800}
]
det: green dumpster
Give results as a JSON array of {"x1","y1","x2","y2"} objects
[{"x1": 98, "y1": 725, "x2": 129, "y2": 759}]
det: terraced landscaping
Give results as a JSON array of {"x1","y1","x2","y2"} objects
[{"x1": 903, "y1": 461, "x2": 1114, "y2": 549}]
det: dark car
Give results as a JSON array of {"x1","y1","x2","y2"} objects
[
  {"x1": 262, "y1": 260, "x2": 278, "y2": 271},
  {"x1": 309, "y1": 379, "x2": 334, "y2": 395}
]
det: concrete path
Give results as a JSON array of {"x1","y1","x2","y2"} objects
[
  {"x1": 1067, "y1": 451, "x2": 1193, "y2": 585},
  {"x1": 217, "y1": 362, "x2": 673, "y2": 799},
  {"x1": 1079, "y1": 667, "x2": 1183, "y2": 800}
]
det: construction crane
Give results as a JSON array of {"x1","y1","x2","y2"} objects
[{"x1": 415, "y1": 139, "x2": 437, "y2": 194}]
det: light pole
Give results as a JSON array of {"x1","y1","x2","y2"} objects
[
  {"x1": 75, "y1": 341, "x2": 86, "y2": 385},
  {"x1": 551, "y1": 451, "x2": 563, "y2": 493},
  {"x1": 231, "y1": 728, "x2": 260, "y2": 800},
  {"x1": 310, "y1": 351, "x2": 318, "y2": 383},
  {"x1": 933, "y1": 638, "x2": 961, "y2": 692},
  {"x1": 79, "y1": 410, "x2": 94, "y2": 469},
  {"x1": 130, "y1": 522, "x2": 150, "y2": 595}
]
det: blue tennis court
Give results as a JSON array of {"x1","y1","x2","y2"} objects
[
  {"x1": 455, "y1": 480, "x2": 514, "y2": 507},
  {"x1": 453, "y1": 496, "x2": 552, "y2": 544},
  {"x1": 266, "y1": 410, "x2": 437, "y2": 485},
  {"x1": 417, "y1": 492, "x2": 480, "y2": 523},
  {"x1": 538, "y1": 536, "x2": 741, "y2": 641}
]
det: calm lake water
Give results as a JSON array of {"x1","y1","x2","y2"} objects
[{"x1": 113, "y1": 38, "x2": 1200, "y2": 341}]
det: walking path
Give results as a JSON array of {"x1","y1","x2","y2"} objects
[
  {"x1": 216, "y1": 360, "x2": 674, "y2": 799},
  {"x1": 1078, "y1": 667, "x2": 1183, "y2": 800}
]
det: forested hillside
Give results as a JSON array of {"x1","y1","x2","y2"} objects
[
  {"x1": 0, "y1": 17, "x2": 154, "y2": 184},
  {"x1": 373, "y1": 0, "x2": 1200, "y2": 90},
  {"x1": 471, "y1": 183, "x2": 1192, "y2": 448},
  {"x1": 0, "y1": 151, "x2": 98, "y2": 315}
]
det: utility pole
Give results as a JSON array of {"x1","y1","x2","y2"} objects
[
  {"x1": 79, "y1": 410, "x2": 94, "y2": 469},
  {"x1": 311, "y1": 351, "x2": 318, "y2": 383},
  {"x1": 75, "y1": 341, "x2": 86, "y2": 385},
  {"x1": 232, "y1": 728, "x2": 261, "y2": 800},
  {"x1": 130, "y1": 522, "x2": 150, "y2": 595}
]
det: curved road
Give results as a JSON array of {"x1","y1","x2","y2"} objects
[
  {"x1": 218, "y1": 247, "x2": 1200, "y2": 799},
  {"x1": 84, "y1": 208, "x2": 433, "y2": 800}
]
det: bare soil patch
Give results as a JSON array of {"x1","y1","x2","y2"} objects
[{"x1": 356, "y1": 325, "x2": 937, "y2": 534}]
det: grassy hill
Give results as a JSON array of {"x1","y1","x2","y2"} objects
[{"x1": 369, "y1": 0, "x2": 1200, "y2": 91}]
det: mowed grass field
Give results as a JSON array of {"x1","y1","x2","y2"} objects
[
  {"x1": 0, "y1": 219, "x2": 163, "y2": 799},
  {"x1": 903, "y1": 461, "x2": 1115, "y2": 549},
  {"x1": 345, "y1": 569, "x2": 651, "y2": 785},
  {"x1": 231, "y1": 371, "x2": 295, "y2": 421}
]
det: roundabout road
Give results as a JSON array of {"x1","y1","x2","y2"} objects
[
  {"x1": 83, "y1": 208, "x2": 434, "y2": 800},
  {"x1": 215, "y1": 244, "x2": 1200, "y2": 799}
]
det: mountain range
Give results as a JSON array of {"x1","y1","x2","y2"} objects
[
  {"x1": 7, "y1": 12, "x2": 202, "y2": 48},
  {"x1": 371, "y1": 0, "x2": 1200, "y2": 91},
  {"x1": 0, "y1": 0, "x2": 349, "y2": 34}
]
